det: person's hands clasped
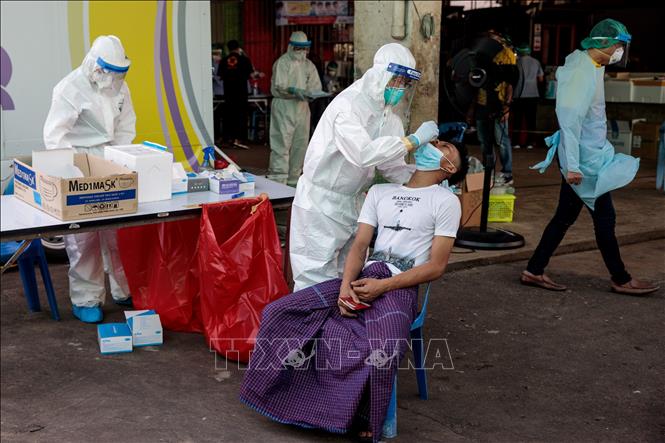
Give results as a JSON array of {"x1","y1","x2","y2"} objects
[
  {"x1": 410, "y1": 121, "x2": 439, "y2": 148},
  {"x1": 350, "y1": 278, "x2": 386, "y2": 303},
  {"x1": 566, "y1": 171, "x2": 583, "y2": 185},
  {"x1": 338, "y1": 283, "x2": 361, "y2": 318}
]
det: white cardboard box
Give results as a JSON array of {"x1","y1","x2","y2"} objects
[
  {"x1": 104, "y1": 144, "x2": 173, "y2": 203},
  {"x1": 607, "y1": 120, "x2": 632, "y2": 155},
  {"x1": 124, "y1": 310, "x2": 163, "y2": 347},
  {"x1": 209, "y1": 173, "x2": 255, "y2": 197},
  {"x1": 604, "y1": 79, "x2": 633, "y2": 102},
  {"x1": 631, "y1": 79, "x2": 665, "y2": 104},
  {"x1": 14, "y1": 151, "x2": 138, "y2": 221},
  {"x1": 97, "y1": 323, "x2": 133, "y2": 354}
]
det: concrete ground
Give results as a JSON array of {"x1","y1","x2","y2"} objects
[
  {"x1": 1, "y1": 240, "x2": 663, "y2": 442},
  {"x1": 2, "y1": 143, "x2": 664, "y2": 442}
]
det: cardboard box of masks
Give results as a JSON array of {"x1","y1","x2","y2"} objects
[{"x1": 13, "y1": 150, "x2": 138, "y2": 221}]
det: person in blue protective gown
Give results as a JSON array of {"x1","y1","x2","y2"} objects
[{"x1": 521, "y1": 19, "x2": 659, "y2": 296}]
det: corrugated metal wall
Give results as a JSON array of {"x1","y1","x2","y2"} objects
[
  {"x1": 211, "y1": 0, "x2": 242, "y2": 48},
  {"x1": 242, "y1": 0, "x2": 274, "y2": 93}
]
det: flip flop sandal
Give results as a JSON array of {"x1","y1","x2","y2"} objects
[
  {"x1": 520, "y1": 272, "x2": 567, "y2": 292},
  {"x1": 350, "y1": 416, "x2": 373, "y2": 443},
  {"x1": 611, "y1": 282, "x2": 660, "y2": 296}
]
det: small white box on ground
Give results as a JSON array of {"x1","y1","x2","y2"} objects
[
  {"x1": 607, "y1": 120, "x2": 632, "y2": 155},
  {"x1": 124, "y1": 310, "x2": 163, "y2": 347},
  {"x1": 98, "y1": 323, "x2": 133, "y2": 354},
  {"x1": 209, "y1": 173, "x2": 255, "y2": 198},
  {"x1": 104, "y1": 144, "x2": 173, "y2": 203}
]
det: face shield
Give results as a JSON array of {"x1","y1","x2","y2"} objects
[
  {"x1": 93, "y1": 56, "x2": 129, "y2": 95},
  {"x1": 288, "y1": 41, "x2": 310, "y2": 62},
  {"x1": 383, "y1": 62, "x2": 421, "y2": 127},
  {"x1": 590, "y1": 32, "x2": 631, "y2": 68}
]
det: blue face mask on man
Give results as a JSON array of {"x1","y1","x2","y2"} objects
[
  {"x1": 414, "y1": 143, "x2": 444, "y2": 171},
  {"x1": 384, "y1": 87, "x2": 406, "y2": 106}
]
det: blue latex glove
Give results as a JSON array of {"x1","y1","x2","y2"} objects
[
  {"x1": 414, "y1": 143, "x2": 444, "y2": 171},
  {"x1": 409, "y1": 120, "x2": 439, "y2": 147},
  {"x1": 287, "y1": 86, "x2": 308, "y2": 101}
]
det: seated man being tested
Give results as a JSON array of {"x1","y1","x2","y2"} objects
[{"x1": 240, "y1": 140, "x2": 469, "y2": 442}]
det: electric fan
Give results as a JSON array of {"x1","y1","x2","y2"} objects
[{"x1": 443, "y1": 37, "x2": 525, "y2": 250}]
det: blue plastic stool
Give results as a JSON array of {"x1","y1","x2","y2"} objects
[
  {"x1": 382, "y1": 282, "x2": 431, "y2": 438},
  {"x1": 16, "y1": 239, "x2": 61, "y2": 321}
]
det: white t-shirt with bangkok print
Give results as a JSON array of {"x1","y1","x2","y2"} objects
[{"x1": 358, "y1": 183, "x2": 461, "y2": 274}]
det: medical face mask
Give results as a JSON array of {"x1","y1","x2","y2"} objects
[
  {"x1": 292, "y1": 50, "x2": 306, "y2": 61},
  {"x1": 384, "y1": 87, "x2": 406, "y2": 106},
  {"x1": 608, "y1": 46, "x2": 624, "y2": 64},
  {"x1": 414, "y1": 143, "x2": 444, "y2": 171},
  {"x1": 96, "y1": 73, "x2": 114, "y2": 89}
]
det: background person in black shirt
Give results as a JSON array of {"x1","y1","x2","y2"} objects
[{"x1": 218, "y1": 39, "x2": 253, "y2": 149}]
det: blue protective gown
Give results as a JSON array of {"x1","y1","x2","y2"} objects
[{"x1": 531, "y1": 50, "x2": 639, "y2": 209}]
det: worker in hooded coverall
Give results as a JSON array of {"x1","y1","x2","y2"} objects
[
  {"x1": 267, "y1": 31, "x2": 323, "y2": 187},
  {"x1": 43, "y1": 35, "x2": 136, "y2": 323},
  {"x1": 522, "y1": 19, "x2": 660, "y2": 296},
  {"x1": 290, "y1": 42, "x2": 440, "y2": 291}
]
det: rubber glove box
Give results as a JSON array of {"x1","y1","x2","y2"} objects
[
  {"x1": 172, "y1": 162, "x2": 188, "y2": 195},
  {"x1": 98, "y1": 323, "x2": 133, "y2": 354},
  {"x1": 104, "y1": 144, "x2": 173, "y2": 203},
  {"x1": 209, "y1": 172, "x2": 255, "y2": 198},
  {"x1": 124, "y1": 310, "x2": 163, "y2": 347}
]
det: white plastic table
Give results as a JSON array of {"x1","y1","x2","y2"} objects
[{"x1": 1, "y1": 176, "x2": 295, "y2": 242}]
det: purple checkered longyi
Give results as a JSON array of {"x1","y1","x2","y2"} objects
[{"x1": 239, "y1": 262, "x2": 418, "y2": 442}]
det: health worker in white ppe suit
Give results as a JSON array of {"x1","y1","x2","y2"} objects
[
  {"x1": 43, "y1": 35, "x2": 136, "y2": 323},
  {"x1": 268, "y1": 31, "x2": 323, "y2": 187},
  {"x1": 290, "y1": 42, "x2": 439, "y2": 291}
]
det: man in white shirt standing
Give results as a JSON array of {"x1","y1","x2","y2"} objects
[{"x1": 512, "y1": 44, "x2": 544, "y2": 150}]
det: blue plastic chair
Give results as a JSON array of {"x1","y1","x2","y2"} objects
[
  {"x1": 382, "y1": 282, "x2": 432, "y2": 438},
  {"x1": 1, "y1": 177, "x2": 60, "y2": 320},
  {"x1": 16, "y1": 239, "x2": 61, "y2": 320},
  {"x1": 656, "y1": 122, "x2": 665, "y2": 192}
]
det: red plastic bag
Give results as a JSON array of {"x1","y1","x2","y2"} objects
[
  {"x1": 198, "y1": 197, "x2": 289, "y2": 363},
  {"x1": 117, "y1": 218, "x2": 203, "y2": 333}
]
